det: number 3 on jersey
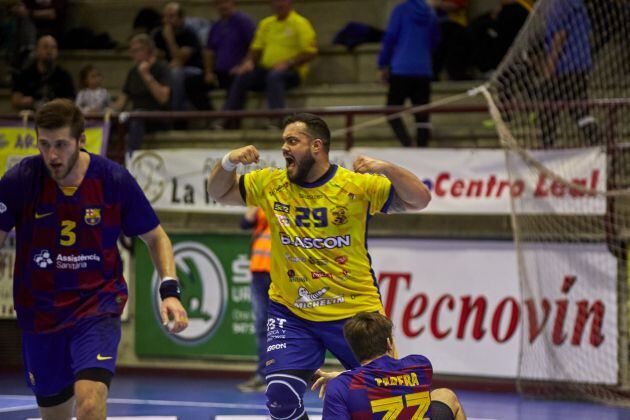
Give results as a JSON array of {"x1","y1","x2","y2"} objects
[
  {"x1": 60, "y1": 220, "x2": 77, "y2": 246},
  {"x1": 370, "y1": 391, "x2": 430, "y2": 420},
  {"x1": 295, "y1": 207, "x2": 328, "y2": 227}
]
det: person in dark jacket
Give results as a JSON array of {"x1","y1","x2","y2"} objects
[
  {"x1": 378, "y1": 0, "x2": 440, "y2": 147},
  {"x1": 11, "y1": 34, "x2": 75, "y2": 111}
]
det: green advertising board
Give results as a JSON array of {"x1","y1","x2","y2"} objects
[{"x1": 135, "y1": 233, "x2": 257, "y2": 358}]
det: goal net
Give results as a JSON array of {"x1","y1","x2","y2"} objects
[{"x1": 479, "y1": 0, "x2": 630, "y2": 403}]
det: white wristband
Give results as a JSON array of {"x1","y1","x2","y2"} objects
[{"x1": 221, "y1": 153, "x2": 237, "y2": 172}]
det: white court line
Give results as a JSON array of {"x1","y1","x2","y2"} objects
[
  {"x1": 108, "y1": 398, "x2": 292, "y2": 411},
  {"x1": 0, "y1": 395, "x2": 322, "y2": 414},
  {"x1": 0, "y1": 395, "x2": 494, "y2": 419},
  {"x1": 28, "y1": 418, "x2": 176, "y2": 420},
  {"x1": 0, "y1": 403, "x2": 39, "y2": 413}
]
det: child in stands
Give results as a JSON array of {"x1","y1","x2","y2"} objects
[{"x1": 75, "y1": 64, "x2": 111, "y2": 113}]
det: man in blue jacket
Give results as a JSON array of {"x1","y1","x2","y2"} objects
[{"x1": 378, "y1": 0, "x2": 440, "y2": 148}]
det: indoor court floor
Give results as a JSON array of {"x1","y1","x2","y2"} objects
[{"x1": 1, "y1": 371, "x2": 630, "y2": 419}]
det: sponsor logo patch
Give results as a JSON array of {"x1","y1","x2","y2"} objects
[
  {"x1": 311, "y1": 271, "x2": 333, "y2": 279},
  {"x1": 267, "y1": 343, "x2": 287, "y2": 352},
  {"x1": 275, "y1": 213, "x2": 291, "y2": 226},
  {"x1": 274, "y1": 202, "x2": 290, "y2": 213},
  {"x1": 335, "y1": 255, "x2": 348, "y2": 265},
  {"x1": 33, "y1": 250, "x2": 53, "y2": 268},
  {"x1": 293, "y1": 286, "x2": 344, "y2": 309},
  {"x1": 308, "y1": 257, "x2": 328, "y2": 266},
  {"x1": 331, "y1": 206, "x2": 348, "y2": 225},
  {"x1": 280, "y1": 233, "x2": 351, "y2": 249},
  {"x1": 287, "y1": 269, "x2": 307, "y2": 282},
  {"x1": 285, "y1": 253, "x2": 306, "y2": 263}
]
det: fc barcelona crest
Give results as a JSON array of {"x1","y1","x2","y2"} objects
[{"x1": 84, "y1": 208, "x2": 102, "y2": 226}]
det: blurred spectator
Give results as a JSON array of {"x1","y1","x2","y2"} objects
[
  {"x1": 237, "y1": 207, "x2": 271, "y2": 393},
  {"x1": 112, "y1": 34, "x2": 172, "y2": 155},
  {"x1": 11, "y1": 34, "x2": 74, "y2": 111},
  {"x1": 469, "y1": 0, "x2": 532, "y2": 76},
  {"x1": 429, "y1": 0, "x2": 471, "y2": 80},
  {"x1": 378, "y1": 0, "x2": 440, "y2": 147},
  {"x1": 133, "y1": 7, "x2": 162, "y2": 35},
  {"x1": 222, "y1": 0, "x2": 317, "y2": 128},
  {"x1": 23, "y1": 0, "x2": 67, "y2": 39},
  {"x1": 153, "y1": 2, "x2": 210, "y2": 112},
  {"x1": 538, "y1": 0, "x2": 601, "y2": 148},
  {"x1": 75, "y1": 64, "x2": 111, "y2": 113},
  {"x1": 5, "y1": 1, "x2": 37, "y2": 77},
  {"x1": 204, "y1": 0, "x2": 255, "y2": 92}
]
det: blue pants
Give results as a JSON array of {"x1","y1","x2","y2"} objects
[
  {"x1": 251, "y1": 271, "x2": 271, "y2": 377},
  {"x1": 224, "y1": 66, "x2": 300, "y2": 111}
]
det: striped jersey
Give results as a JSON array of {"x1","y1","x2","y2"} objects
[
  {"x1": 241, "y1": 164, "x2": 394, "y2": 322},
  {"x1": 324, "y1": 355, "x2": 433, "y2": 419},
  {"x1": 0, "y1": 153, "x2": 159, "y2": 332}
]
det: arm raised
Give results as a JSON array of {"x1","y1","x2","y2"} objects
[
  {"x1": 353, "y1": 155, "x2": 431, "y2": 212},
  {"x1": 207, "y1": 145, "x2": 260, "y2": 206}
]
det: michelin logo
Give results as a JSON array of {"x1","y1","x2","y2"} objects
[
  {"x1": 280, "y1": 233, "x2": 350, "y2": 249},
  {"x1": 293, "y1": 286, "x2": 344, "y2": 309}
]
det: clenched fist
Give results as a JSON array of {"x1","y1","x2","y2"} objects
[
  {"x1": 228, "y1": 145, "x2": 261, "y2": 166},
  {"x1": 353, "y1": 155, "x2": 389, "y2": 175}
]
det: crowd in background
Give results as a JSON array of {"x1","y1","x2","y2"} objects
[{"x1": 0, "y1": 0, "x2": 536, "y2": 150}]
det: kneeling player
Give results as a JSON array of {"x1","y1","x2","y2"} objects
[{"x1": 314, "y1": 312, "x2": 466, "y2": 420}]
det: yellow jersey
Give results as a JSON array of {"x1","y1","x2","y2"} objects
[
  {"x1": 251, "y1": 10, "x2": 317, "y2": 81},
  {"x1": 242, "y1": 164, "x2": 394, "y2": 321}
]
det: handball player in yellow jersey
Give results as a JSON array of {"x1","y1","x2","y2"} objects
[{"x1": 208, "y1": 113, "x2": 430, "y2": 419}]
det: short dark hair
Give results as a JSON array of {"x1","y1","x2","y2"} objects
[
  {"x1": 282, "y1": 113, "x2": 331, "y2": 152},
  {"x1": 79, "y1": 64, "x2": 96, "y2": 88},
  {"x1": 35, "y1": 99, "x2": 85, "y2": 140},
  {"x1": 343, "y1": 312, "x2": 393, "y2": 363}
]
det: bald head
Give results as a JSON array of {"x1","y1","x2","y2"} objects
[{"x1": 36, "y1": 35, "x2": 58, "y2": 67}]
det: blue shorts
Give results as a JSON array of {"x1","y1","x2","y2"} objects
[
  {"x1": 21, "y1": 315, "x2": 121, "y2": 398},
  {"x1": 265, "y1": 301, "x2": 360, "y2": 374}
]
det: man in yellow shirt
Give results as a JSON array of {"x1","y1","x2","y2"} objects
[
  {"x1": 208, "y1": 113, "x2": 431, "y2": 419},
  {"x1": 222, "y1": 0, "x2": 317, "y2": 128}
]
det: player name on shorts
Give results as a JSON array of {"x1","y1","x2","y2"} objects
[
  {"x1": 375, "y1": 372, "x2": 420, "y2": 387},
  {"x1": 280, "y1": 233, "x2": 351, "y2": 249}
]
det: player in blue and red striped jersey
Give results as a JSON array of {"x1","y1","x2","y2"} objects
[
  {"x1": 314, "y1": 312, "x2": 466, "y2": 420},
  {"x1": 0, "y1": 99, "x2": 188, "y2": 420}
]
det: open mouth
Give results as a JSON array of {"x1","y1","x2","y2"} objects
[{"x1": 285, "y1": 156, "x2": 296, "y2": 169}]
